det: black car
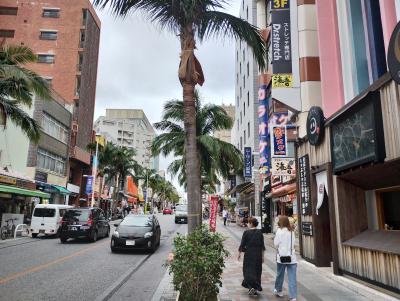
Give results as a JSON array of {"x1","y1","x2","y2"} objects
[
  {"x1": 59, "y1": 208, "x2": 110, "y2": 243},
  {"x1": 111, "y1": 214, "x2": 161, "y2": 253}
]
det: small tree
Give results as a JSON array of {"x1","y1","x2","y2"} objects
[{"x1": 167, "y1": 225, "x2": 229, "y2": 301}]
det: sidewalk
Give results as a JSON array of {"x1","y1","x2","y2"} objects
[{"x1": 153, "y1": 220, "x2": 398, "y2": 301}]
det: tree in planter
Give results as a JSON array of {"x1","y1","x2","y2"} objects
[
  {"x1": 93, "y1": 0, "x2": 265, "y2": 233},
  {"x1": 167, "y1": 225, "x2": 229, "y2": 301}
]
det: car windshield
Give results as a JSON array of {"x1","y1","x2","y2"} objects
[
  {"x1": 120, "y1": 215, "x2": 152, "y2": 227},
  {"x1": 175, "y1": 205, "x2": 187, "y2": 212},
  {"x1": 33, "y1": 208, "x2": 55, "y2": 217},
  {"x1": 64, "y1": 210, "x2": 90, "y2": 222}
]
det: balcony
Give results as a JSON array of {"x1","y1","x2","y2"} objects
[{"x1": 69, "y1": 146, "x2": 91, "y2": 165}]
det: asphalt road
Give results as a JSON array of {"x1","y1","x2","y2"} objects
[{"x1": 0, "y1": 213, "x2": 184, "y2": 301}]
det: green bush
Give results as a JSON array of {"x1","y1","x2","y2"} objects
[{"x1": 167, "y1": 225, "x2": 229, "y2": 301}]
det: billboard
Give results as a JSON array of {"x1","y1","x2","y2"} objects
[
  {"x1": 271, "y1": 125, "x2": 287, "y2": 157},
  {"x1": 258, "y1": 85, "x2": 271, "y2": 175},
  {"x1": 244, "y1": 147, "x2": 252, "y2": 178},
  {"x1": 271, "y1": 158, "x2": 296, "y2": 176}
]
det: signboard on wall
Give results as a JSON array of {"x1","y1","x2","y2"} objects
[
  {"x1": 298, "y1": 155, "x2": 312, "y2": 216},
  {"x1": 387, "y1": 20, "x2": 400, "y2": 84},
  {"x1": 244, "y1": 147, "x2": 252, "y2": 178},
  {"x1": 34, "y1": 171, "x2": 48, "y2": 183},
  {"x1": 271, "y1": 0, "x2": 292, "y2": 88},
  {"x1": 85, "y1": 176, "x2": 93, "y2": 195},
  {"x1": 307, "y1": 106, "x2": 325, "y2": 146},
  {"x1": 272, "y1": 158, "x2": 296, "y2": 176},
  {"x1": 209, "y1": 196, "x2": 218, "y2": 232},
  {"x1": 302, "y1": 222, "x2": 313, "y2": 236},
  {"x1": 271, "y1": 125, "x2": 287, "y2": 157},
  {"x1": 258, "y1": 85, "x2": 271, "y2": 175}
]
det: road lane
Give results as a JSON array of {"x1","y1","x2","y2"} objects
[{"x1": 0, "y1": 213, "x2": 181, "y2": 301}]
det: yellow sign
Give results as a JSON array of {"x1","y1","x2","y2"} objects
[
  {"x1": 95, "y1": 135, "x2": 105, "y2": 147},
  {"x1": 0, "y1": 175, "x2": 17, "y2": 185},
  {"x1": 272, "y1": 0, "x2": 289, "y2": 9},
  {"x1": 272, "y1": 74, "x2": 293, "y2": 88}
]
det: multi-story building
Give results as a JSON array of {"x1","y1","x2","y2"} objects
[
  {"x1": 94, "y1": 109, "x2": 158, "y2": 171},
  {"x1": 0, "y1": 0, "x2": 101, "y2": 205}
]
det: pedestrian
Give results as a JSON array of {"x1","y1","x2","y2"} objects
[
  {"x1": 222, "y1": 207, "x2": 228, "y2": 226},
  {"x1": 237, "y1": 217, "x2": 265, "y2": 296},
  {"x1": 273, "y1": 215, "x2": 297, "y2": 301}
]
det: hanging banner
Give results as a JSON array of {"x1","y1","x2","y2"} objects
[
  {"x1": 271, "y1": 0, "x2": 292, "y2": 88},
  {"x1": 244, "y1": 147, "x2": 252, "y2": 178},
  {"x1": 271, "y1": 158, "x2": 296, "y2": 176},
  {"x1": 209, "y1": 196, "x2": 218, "y2": 232},
  {"x1": 315, "y1": 171, "x2": 328, "y2": 215},
  {"x1": 85, "y1": 176, "x2": 93, "y2": 195},
  {"x1": 298, "y1": 155, "x2": 312, "y2": 215},
  {"x1": 271, "y1": 125, "x2": 287, "y2": 157},
  {"x1": 258, "y1": 85, "x2": 271, "y2": 175}
]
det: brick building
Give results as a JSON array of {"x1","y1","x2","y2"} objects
[{"x1": 0, "y1": 0, "x2": 101, "y2": 205}]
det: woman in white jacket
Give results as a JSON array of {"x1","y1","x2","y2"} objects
[{"x1": 273, "y1": 215, "x2": 297, "y2": 301}]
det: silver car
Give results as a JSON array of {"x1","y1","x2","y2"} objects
[{"x1": 174, "y1": 204, "x2": 188, "y2": 224}]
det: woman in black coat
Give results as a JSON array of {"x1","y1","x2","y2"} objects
[{"x1": 237, "y1": 217, "x2": 265, "y2": 296}]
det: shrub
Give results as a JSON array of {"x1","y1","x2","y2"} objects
[{"x1": 166, "y1": 225, "x2": 229, "y2": 301}]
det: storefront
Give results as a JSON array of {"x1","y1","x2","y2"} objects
[{"x1": 36, "y1": 182, "x2": 71, "y2": 204}]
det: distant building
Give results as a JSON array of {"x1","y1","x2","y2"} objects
[
  {"x1": 0, "y1": 0, "x2": 101, "y2": 205},
  {"x1": 94, "y1": 109, "x2": 159, "y2": 170}
]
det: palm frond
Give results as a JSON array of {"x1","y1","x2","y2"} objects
[{"x1": 0, "y1": 44, "x2": 37, "y2": 65}]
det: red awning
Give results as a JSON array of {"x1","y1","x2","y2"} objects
[
  {"x1": 271, "y1": 183, "x2": 296, "y2": 198},
  {"x1": 127, "y1": 197, "x2": 137, "y2": 204}
]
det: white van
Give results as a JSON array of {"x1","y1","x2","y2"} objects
[{"x1": 31, "y1": 204, "x2": 72, "y2": 237}]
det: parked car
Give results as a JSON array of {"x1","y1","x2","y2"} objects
[
  {"x1": 31, "y1": 204, "x2": 72, "y2": 238},
  {"x1": 175, "y1": 204, "x2": 188, "y2": 224},
  {"x1": 111, "y1": 214, "x2": 161, "y2": 253},
  {"x1": 59, "y1": 208, "x2": 110, "y2": 243},
  {"x1": 162, "y1": 208, "x2": 173, "y2": 215}
]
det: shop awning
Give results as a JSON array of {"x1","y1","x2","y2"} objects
[
  {"x1": 225, "y1": 182, "x2": 253, "y2": 195},
  {"x1": 53, "y1": 185, "x2": 71, "y2": 195},
  {"x1": 271, "y1": 183, "x2": 296, "y2": 198},
  {"x1": 36, "y1": 182, "x2": 71, "y2": 195},
  {"x1": 0, "y1": 184, "x2": 50, "y2": 198}
]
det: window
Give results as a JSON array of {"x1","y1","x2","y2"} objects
[
  {"x1": 41, "y1": 113, "x2": 69, "y2": 143},
  {"x1": 42, "y1": 8, "x2": 60, "y2": 18},
  {"x1": 246, "y1": 6, "x2": 249, "y2": 20},
  {"x1": 248, "y1": 122, "x2": 250, "y2": 136},
  {"x1": 243, "y1": 75, "x2": 246, "y2": 89},
  {"x1": 79, "y1": 29, "x2": 85, "y2": 48},
  {"x1": 0, "y1": 6, "x2": 18, "y2": 15},
  {"x1": 236, "y1": 96, "x2": 239, "y2": 107},
  {"x1": 243, "y1": 102, "x2": 245, "y2": 116},
  {"x1": 75, "y1": 75, "x2": 81, "y2": 97},
  {"x1": 33, "y1": 208, "x2": 55, "y2": 217},
  {"x1": 237, "y1": 120, "x2": 239, "y2": 130},
  {"x1": 240, "y1": 62, "x2": 242, "y2": 74},
  {"x1": 236, "y1": 50, "x2": 238, "y2": 61},
  {"x1": 243, "y1": 49, "x2": 245, "y2": 61},
  {"x1": 236, "y1": 73, "x2": 238, "y2": 84},
  {"x1": 240, "y1": 87, "x2": 242, "y2": 98},
  {"x1": 37, "y1": 54, "x2": 55, "y2": 64},
  {"x1": 40, "y1": 30, "x2": 57, "y2": 40},
  {"x1": 240, "y1": 137, "x2": 243, "y2": 150},
  {"x1": 247, "y1": 62, "x2": 249, "y2": 76},
  {"x1": 240, "y1": 112, "x2": 242, "y2": 124},
  {"x1": 247, "y1": 91, "x2": 250, "y2": 106},
  {"x1": 37, "y1": 148, "x2": 66, "y2": 175},
  {"x1": 244, "y1": 130, "x2": 246, "y2": 144},
  {"x1": 376, "y1": 190, "x2": 400, "y2": 230},
  {"x1": 0, "y1": 29, "x2": 15, "y2": 38},
  {"x1": 82, "y1": 9, "x2": 88, "y2": 26},
  {"x1": 78, "y1": 52, "x2": 83, "y2": 71},
  {"x1": 42, "y1": 77, "x2": 52, "y2": 87}
]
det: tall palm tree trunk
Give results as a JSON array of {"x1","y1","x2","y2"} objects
[{"x1": 180, "y1": 25, "x2": 202, "y2": 232}]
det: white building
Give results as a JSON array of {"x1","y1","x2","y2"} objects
[
  {"x1": 94, "y1": 109, "x2": 158, "y2": 170},
  {"x1": 231, "y1": 0, "x2": 260, "y2": 215}
]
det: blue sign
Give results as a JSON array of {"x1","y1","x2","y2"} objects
[
  {"x1": 272, "y1": 125, "x2": 287, "y2": 157},
  {"x1": 244, "y1": 147, "x2": 252, "y2": 178},
  {"x1": 85, "y1": 176, "x2": 93, "y2": 195},
  {"x1": 258, "y1": 85, "x2": 271, "y2": 175}
]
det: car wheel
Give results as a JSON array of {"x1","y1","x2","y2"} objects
[
  {"x1": 60, "y1": 236, "x2": 67, "y2": 243},
  {"x1": 32, "y1": 233, "x2": 38, "y2": 238},
  {"x1": 91, "y1": 231, "x2": 98, "y2": 242},
  {"x1": 106, "y1": 227, "x2": 110, "y2": 237},
  {"x1": 111, "y1": 247, "x2": 117, "y2": 253}
]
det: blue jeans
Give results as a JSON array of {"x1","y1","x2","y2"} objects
[{"x1": 274, "y1": 263, "x2": 297, "y2": 299}]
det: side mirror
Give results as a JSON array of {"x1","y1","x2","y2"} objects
[{"x1": 113, "y1": 223, "x2": 120, "y2": 227}]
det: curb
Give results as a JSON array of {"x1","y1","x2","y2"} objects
[{"x1": 151, "y1": 268, "x2": 177, "y2": 301}]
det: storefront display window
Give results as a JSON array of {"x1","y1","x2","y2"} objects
[{"x1": 377, "y1": 190, "x2": 400, "y2": 230}]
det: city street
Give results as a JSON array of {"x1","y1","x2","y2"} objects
[{"x1": 0, "y1": 214, "x2": 183, "y2": 301}]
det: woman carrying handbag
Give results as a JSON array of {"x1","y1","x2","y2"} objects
[{"x1": 273, "y1": 215, "x2": 297, "y2": 301}]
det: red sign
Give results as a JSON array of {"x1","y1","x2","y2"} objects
[{"x1": 209, "y1": 196, "x2": 218, "y2": 232}]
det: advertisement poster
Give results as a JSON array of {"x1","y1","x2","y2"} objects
[
  {"x1": 85, "y1": 176, "x2": 93, "y2": 195},
  {"x1": 258, "y1": 85, "x2": 271, "y2": 175},
  {"x1": 272, "y1": 158, "x2": 296, "y2": 176},
  {"x1": 271, "y1": 125, "x2": 287, "y2": 157},
  {"x1": 244, "y1": 147, "x2": 252, "y2": 178},
  {"x1": 271, "y1": 0, "x2": 292, "y2": 87},
  {"x1": 299, "y1": 155, "x2": 312, "y2": 215},
  {"x1": 209, "y1": 196, "x2": 218, "y2": 232}
]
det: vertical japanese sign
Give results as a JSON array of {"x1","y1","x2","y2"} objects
[
  {"x1": 271, "y1": 125, "x2": 287, "y2": 157},
  {"x1": 244, "y1": 147, "x2": 252, "y2": 178},
  {"x1": 209, "y1": 196, "x2": 218, "y2": 232},
  {"x1": 298, "y1": 155, "x2": 312, "y2": 215},
  {"x1": 271, "y1": 0, "x2": 292, "y2": 88},
  {"x1": 258, "y1": 85, "x2": 271, "y2": 175},
  {"x1": 85, "y1": 176, "x2": 93, "y2": 195}
]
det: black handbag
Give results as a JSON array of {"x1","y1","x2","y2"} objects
[{"x1": 279, "y1": 231, "x2": 292, "y2": 263}]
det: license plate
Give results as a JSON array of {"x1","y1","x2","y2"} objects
[
  {"x1": 181, "y1": 219, "x2": 185, "y2": 221},
  {"x1": 126, "y1": 240, "x2": 135, "y2": 246},
  {"x1": 71, "y1": 227, "x2": 77, "y2": 231},
  {"x1": 39, "y1": 230, "x2": 45, "y2": 233}
]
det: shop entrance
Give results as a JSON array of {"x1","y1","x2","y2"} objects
[{"x1": 376, "y1": 188, "x2": 400, "y2": 231}]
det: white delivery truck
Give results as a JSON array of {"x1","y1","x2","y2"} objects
[{"x1": 30, "y1": 204, "x2": 72, "y2": 237}]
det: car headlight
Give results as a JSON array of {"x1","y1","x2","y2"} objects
[
  {"x1": 113, "y1": 230, "x2": 119, "y2": 238},
  {"x1": 144, "y1": 231, "x2": 153, "y2": 238}
]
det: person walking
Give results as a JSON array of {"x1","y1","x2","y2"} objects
[
  {"x1": 237, "y1": 217, "x2": 265, "y2": 296},
  {"x1": 222, "y1": 207, "x2": 228, "y2": 226},
  {"x1": 273, "y1": 215, "x2": 297, "y2": 301}
]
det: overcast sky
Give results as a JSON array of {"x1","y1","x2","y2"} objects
[{"x1": 94, "y1": 2, "x2": 241, "y2": 193}]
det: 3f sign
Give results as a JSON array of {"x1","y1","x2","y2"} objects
[{"x1": 273, "y1": 0, "x2": 289, "y2": 9}]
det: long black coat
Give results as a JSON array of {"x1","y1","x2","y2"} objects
[{"x1": 239, "y1": 228, "x2": 265, "y2": 291}]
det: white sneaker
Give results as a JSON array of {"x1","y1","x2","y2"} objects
[{"x1": 273, "y1": 289, "x2": 284, "y2": 297}]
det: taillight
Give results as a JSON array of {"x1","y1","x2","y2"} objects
[{"x1": 87, "y1": 218, "x2": 93, "y2": 226}]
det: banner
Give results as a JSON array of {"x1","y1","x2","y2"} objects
[
  {"x1": 209, "y1": 196, "x2": 218, "y2": 232},
  {"x1": 299, "y1": 155, "x2": 312, "y2": 215},
  {"x1": 271, "y1": 0, "x2": 292, "y2": 87},
  {"x1": 271, "y1": 125, "x2": 287, "y2": 157},
  {"x1": 85, "y1": 176, "x2": 93, "y2": 195},
  {"x1": 271, "y1": 158, "x2": 296, "y2": 176},
  {"x1": 258, "y1": 85, "x2": 271, "y2": 175},
  {"x1": 244, "y1": 147, "x2": 252, "y2": 178}
]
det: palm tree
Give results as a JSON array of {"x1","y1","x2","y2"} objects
[
  {"x1": 93, "y1": 0, "x2": 266, "y2": 231},
  {"x1": 0, "y1": 41, "x2": 51, "y2": 141},
  {"x1": 152, "y1": 92, "x2": 243, "y2": 196}
]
